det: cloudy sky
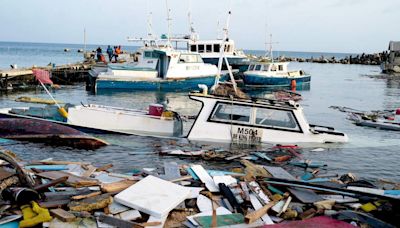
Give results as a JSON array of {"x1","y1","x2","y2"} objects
[{"x1": 0, "y1": 0, "x2": 398, "y2": 53}]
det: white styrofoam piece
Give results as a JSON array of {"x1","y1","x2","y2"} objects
[
  {"x1": 115, "y1": 175, "x2": 190, "y2": 218},
  {"x1": 116, "y1": 210, "x2": 141, "y2": 221},
  {"x1": 108, "y1": 201, "x2": 130, "y2": 215},
  {"x1": 213, "y1": 175, "x2": 237, "y2": 186},
  {"x1": 187, "y1": 207, "x2": 231, "y2": 226},
  {"x1": 191, "y1": 165, "x2": 219, "y2": 192},
  {"x1": 196, "y1": 194, "x2": 212, "y2": 212},
  {"x1": 186, "y1": 187, "x2": 204, "y2": 199},
  {"x1": 249, "y1": 193, "x2": 274, "y2": 225},
  {"x1": 271, "y1": 200, "x2": 285, "y2": 213},
  {"x1": 94, "y1": 172, "x2": 125, "y2": 184}
]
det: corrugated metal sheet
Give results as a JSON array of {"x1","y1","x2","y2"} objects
[{"x1": 389, "y1": 41, "x2": 400, "y2": 51}]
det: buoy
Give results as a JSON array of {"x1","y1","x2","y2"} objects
[
  {"x1": 291, "y1": 79, "x2": 297, "y2": 91},
  {"x1": 395, "y1": 108, "x2": 400, "y2": 122}
]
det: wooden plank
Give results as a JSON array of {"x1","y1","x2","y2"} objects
[
  {"x1": 96, "y1": 164, "x2": 113, "y2": 172},
  {"x1": 44, "y1": 188, "x2": 91, "y2": 201},
  {"x1": 191, "y1": 165, "x2": 219, "y2": 192},
  {"x1": 39, "y1": 200, "x2": 70, "y2": 208},
  {"x1": 101, "y1": 180, "x2": 135, "y2": 193},
  {"x1": 264, "y1": 166, "x2": 323, "y2": 203},
  {"x1": 50, "y1": 208, "x2": 76, "y2": 222},
  {"x1": 248, "y1": 194, "x2": 274, "y2": 225},
  {"x1": 68, "y1": 194, "x2": 113, "y2": 212},
  {"x1": 34, "y1": 176, "x2": 68, "y2": 192},
  {"x1": 36, "y1": 171, "x2": 98, "y2": 187},
  {"x1": 82, "y1": 165, "x2": 97, "y2": 178},
  {"x1": 71, "y1": 191, "x2": 101, "y2": 200}
]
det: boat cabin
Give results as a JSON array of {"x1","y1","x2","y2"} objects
[
  {"x1": 247, "y1": 62, "x2": 289, "y2": 73},
  {"x1": 187, "y1": 93, "x2": 348, "y2": 144}
]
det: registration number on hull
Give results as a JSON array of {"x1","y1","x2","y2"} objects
[{"x1": 232, "y1": 126, "x2": 262, "y2": 143}]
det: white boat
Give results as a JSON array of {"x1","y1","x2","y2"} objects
[
  {"x1": 93, "y1": 44, "x2": 219, "y2": 91},
  {"x1": 187, "y1": 90, "x2": 348, "y2": 144},
  {"x1": 0, "y1": 104, "x2": 183, "y2": 137}
]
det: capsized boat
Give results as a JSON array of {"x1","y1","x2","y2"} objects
[
  {"x1": 187, "y1": 88, "x2": 347, "y2": 144},
  {"x1": 92, "y1": 44, "x2": 220, "y2": 92},
  {"x1": 0, "y1": 103, "x2": 183, "y2": 138},
  {"x1": 243, "y1": 62, "x2": 311, "y2": 87},
  {"x1": 0, "y1": 118, "x2": 108, "y2": 150}
]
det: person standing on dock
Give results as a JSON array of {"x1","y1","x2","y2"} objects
[
  {"x1": 114, "y1": 46, "x2": 121, "y2": 62},
  {"x1": 106, "y1": 45, "x2": 113, "y2": 62},
  {"x1": 96, "y1": 47, "x2": 102, "y2": 61}
]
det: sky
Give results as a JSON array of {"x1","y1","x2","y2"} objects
[{"x1": 0, "y1": 0, "x2": 399, "y2": 53}]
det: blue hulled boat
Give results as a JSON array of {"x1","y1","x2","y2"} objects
[{"x1": 243, "y1": 62, "x2": 311, "y2": 87}]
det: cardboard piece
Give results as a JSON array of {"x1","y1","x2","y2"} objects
[{"x1": 115, "y1": 175, "x2": 190, "y2": 218}]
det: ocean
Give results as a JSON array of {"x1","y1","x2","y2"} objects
[
  {"x1": 0, "y1": 42, "x2": 399, "y2": 182},
  {"x1": 0, "y1": 41, "x2": 353, "y2": 69}
]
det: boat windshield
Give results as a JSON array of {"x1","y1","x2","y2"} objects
[
  {"x1": 248, "y1": 65, "x2": 255, "y2": 71},
  {"x1": 254, "y1": 108, "x2": 299, "y2": 130},
  {"x1": 263, "y1": 65, "x2": 270, "y2": 71},
  {"x1": 210, "y1": 103, "x2": 251, "y2": 124},
  {"x1": 178, "y1": 54, "x2": 203, "y2": 63}
]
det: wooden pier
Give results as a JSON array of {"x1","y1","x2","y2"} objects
[{"x1": 0, "y1": 62, "x2": 93, "y2": 92}]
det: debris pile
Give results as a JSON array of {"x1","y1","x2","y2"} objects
[{"x1": 0, "y1": 148, "x2": 399, "y2": 227}]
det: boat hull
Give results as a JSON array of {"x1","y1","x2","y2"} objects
[
  {"x1": 0, "y1": 118, "x2": 108, "y2": 150},
  {"x1": 243, "y1": 74, "x2": 311, "y2": 86},
  {"x1": 96, "y1": 75, "x2": 217, "y2": 91}
]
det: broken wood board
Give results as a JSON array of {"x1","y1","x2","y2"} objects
[
  {"x1": 191, "y1": 165, "x2": 219, "y2": 192},
  {"x1": 115, "y1": 175, "x2": 190, "y2": 218},
  {"x1": 187, "y1": 207, "x2": 231, "y2": 226},
  {"x1": 108, "y1": 201, "x2": 130, "y2": 215},
  {"x1": 248, "y1": 193, "x2": 274, "y2": 225},
  {"x1": 48, "y1": 218, "x2": 97, "y2": 228},
  {"x1": 40, "y1": 199, "x2": 70, "y2": 209},
  {"x1": 71, "y1": 191, "x2": 101, "y2": 200},
  {"x1": 264, "y1": 166, "x2": 323, "y2": 203},
  {"x1": 196, "y1": 194, "x2": 212, "y2": 212},
  {"x1": 116, "y1": 210, "x2": 141, "y2": 221},
  {"x1": 50, "y1": 208, "x2": 76, "y2": 222},
  {"x1": 101, "y1": 180, "x2": 135, "y2": 193},
  {"x1": 44, "y1": 188, "x2": 91, "y2": 201},
  {"x1": 36, "y1": 171, "x2": 98, "y2": 187},
  {"x1": 68, "y1": 193, "x2": 113, "y2": 212}
]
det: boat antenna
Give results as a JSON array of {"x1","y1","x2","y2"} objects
[
  {"x1": 266, "y1": 34, "x2": 279, "y2": 62},
  {"x1": 214, "y1": 10, "x2": 237, "y2": 95},
  {"x1": 147, "y1": 12, "x2": 154, "y2": 39},
  {"x1": 83, "y1": 27, "x2": 86, "y2": 53},
  {"x1": 188, "y1": 0, "x2": 196, "y2": 40},
  {"x1": 165, "y1": 0, "x2": 173, "y2": 49}
]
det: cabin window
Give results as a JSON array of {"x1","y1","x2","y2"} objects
[
  {"x1": 255, "y1": 65, "x2": 262, "y2": 71},
  {"x1": 278, "y1": 65, "x2": 284, "y2": 71},
  {"x1": 206, "y1": 45, "x2": 212, "y2": 53},
  {"x1": 178, "y1": 54, "x2": 203, "y2": 63},
  {"x1": 263, "y1": 65, "x2": 270, "y2": 71},
  {"x1": 224, "y1": 45, "x2": 230, "y2": 52},
  {"x1": 271, "y1": 64, "x2": 277, "y2": 71},
  {"x1": 248, "y1": 65, "x2": 255, "y2": 71},
  {"x1": 213, "y1": 44, "x2": 220, "y2": 53},
  {"x1": 255, "y1": 108, "x2": 299, "y2": 130},
  {"x1": 210, "y1": 103, "x2": 251, "y2": 124},
  {"x1": 198, "y1": 44, "x2": 205, "y2": 53},
  {"x1": 190, "y1": 45, "x2": 197, "y2": 52},
  {"x1": 144, "y1": 51, "x2": 152, "y2": 58}
]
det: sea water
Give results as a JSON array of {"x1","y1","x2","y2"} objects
[{"x1": 0, "y1": 42, "x2": 399, "y2": 181}]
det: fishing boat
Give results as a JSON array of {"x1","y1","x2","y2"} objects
[
  {"x1": 187, "y1": 88, "x2": 348, "y2": 144},
  {"x1": 92, "y1": 45, "x2": 219, "y2": 92},
  {"x1": 243, "y1": 34, "x2": 311, "y2": 87},
  {"x1": 0, "y1": 103, "x2": 183, "y2": 137},
  {"x1": 0, "y1": 118, "x2": 108, "y2": 150},
  {"x1": 243, "y1": 62, "x2": 311, "y2": 87}
]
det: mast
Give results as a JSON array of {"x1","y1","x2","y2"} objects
[
  {"x1": 215, "y1": 10, "x2": 237, "y2": 94},
  {"x1": 83, "y1": 27, "x2": 86, "y2": 53},
  {"x1": 165, "y1": 0, "x2": 172, "y2": 48}
]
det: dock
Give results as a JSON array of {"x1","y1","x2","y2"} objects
[{"x1": 0, "y1": 62, "x2": 93, "y2": 92}]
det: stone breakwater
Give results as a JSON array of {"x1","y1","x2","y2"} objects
[{"x1": 250, "y1": 51, "x2": 389, "y2": 66}]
